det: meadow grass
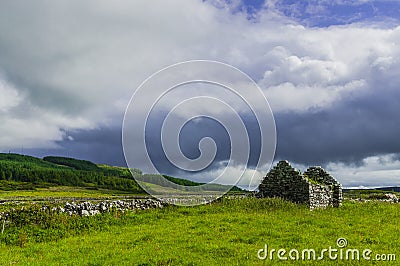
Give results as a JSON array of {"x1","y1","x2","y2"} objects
[
  {"x1": 0, "y1": 186, "x2": 144, "y2": 201},
  {"x1": 0, "y1": 197, "x2": 399, "y2": 265}
]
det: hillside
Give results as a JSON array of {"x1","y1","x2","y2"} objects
[
  {"x1": 0, "y1": 154, "x2": 143, "y2": 192},
  {"x1": 43, "y1": 156, "x2": 100, "y2": 171},
  {"x1": 0, "y1": 154, "x2": 243, "y2": 193}
]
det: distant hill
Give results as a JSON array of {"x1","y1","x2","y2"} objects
[
  {"x1": 0, "y1": 153, "x2": 66, "y2": 169},
  {"x1": 162, "y1": 175, "x2": 244, "y2": 192},
  {"x1": 0, "y1": 153, "x2": 244, "y2": 193},
  {"x1": 0, "y1": 153, "x2": 143, "y2": 192},
  {"x1": 343, "y1": 187, "x2": 400, "y2": 193},
  {"x1": 43, "y1": 156, "x2": 100, "y2": 171},
  {"x1": 375, "y1": 187, "x2": 400, "y2": 192}
]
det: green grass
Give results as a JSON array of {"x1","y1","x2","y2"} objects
[
  {"x1": 0, "y1": 186, "x2": 142, "y2": 201},
  {"x1": 0, "y1": 198, "x2": 399, "y2": 265},
  {"x1": 344, "y1": 189, "x2": 400, "y2": 200}
]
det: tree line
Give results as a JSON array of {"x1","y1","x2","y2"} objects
[{"x1": 0, "y1": 154, "x2": 143, "y2": 192}]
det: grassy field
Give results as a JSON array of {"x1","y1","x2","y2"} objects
[
  {"x1": 0, "y1": 197, "x2": 399, "y2": 265},
  {"x1": 1, "y1": 154, "x2": 398, "y2": 264},
  {"x1": 0, "y1": 186, "x2": 142, "y2": 201}
]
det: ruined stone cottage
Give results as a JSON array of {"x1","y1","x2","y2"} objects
[{"x1": 257, "y1": 161, "x2": 342, "y2": 209}]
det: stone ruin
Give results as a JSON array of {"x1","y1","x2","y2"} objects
[{"x1": 257, "y1": 161, "x2": 343, "y2": 210}]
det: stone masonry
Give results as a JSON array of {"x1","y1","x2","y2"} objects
[{"x1": 257, "y1": 161, "x2": 343, "y2": 209}]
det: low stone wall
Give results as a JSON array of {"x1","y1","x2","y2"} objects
[
  {"x1": 0, "y1": 199, "x2": 165, "y2": 221},
  {"x1": 60, "y1": 199, "x2": 164, "y2": 216}
]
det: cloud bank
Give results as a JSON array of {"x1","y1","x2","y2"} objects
[{"x1": 1, "y1": 0, "x2": 399, "y2": 187}]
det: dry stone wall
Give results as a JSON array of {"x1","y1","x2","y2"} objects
[
  {"x1": 305, "y1": 166, "x2": 343, "y2": 208},
  {"x1": 257, "y1": 161, "x2": 342, "y2": 209}
]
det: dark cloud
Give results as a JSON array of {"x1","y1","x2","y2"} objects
[
  {"x1": 26, "y1": 109, "x2": 264, "y2": 177},
  {"x1": 275, "y1": 85, "x2": 400, "y2": 166},
  {"x1": 142, "y1": 110, "x2": 263, "y2": 177},
  {"x1": 25, "y1": 79, "x2": 400, "y2": 181},
  {"x1": 27, "y1": 125, "x2": 125, "y2": 167}
]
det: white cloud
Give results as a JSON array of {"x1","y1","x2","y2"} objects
[
  {"x1": 0, "y1": 78, "x2": 93, "y2": 150},
  {"x1": 263, "y1": 80, "x2": 365, "y2": 112},
  {"x1": 258, "y1": 25, "x2": 400, "y2": 112},
  {"x1": 190, "y1": 162, "x2": 266, "y2": 191},
  {"x1": 0, "y1": 106, "x2": 93, "y2": 150},
  {"x1": 0, "y1": 79, "x2": 21, "y2": 112},
  {"x1": 327, "y1": 154, "x2": 400, "y2": 188},
  {"x1": 1, "y1": 1, "x2": 398, "y2": 131}
]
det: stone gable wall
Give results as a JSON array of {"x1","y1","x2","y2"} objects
[
  {"x1": 257, "y1": 161, "x2": 309, "y2": 204},
  {"x1": 305, "y1": 166, "x2": 343, "y2": 208},
  {"x1": 309, "y1": 184, "x2": 332, "y2": 210}
]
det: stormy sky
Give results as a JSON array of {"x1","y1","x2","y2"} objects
[{"x1": 1, "y1": 0, "x2": 400, "y2": 188}]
